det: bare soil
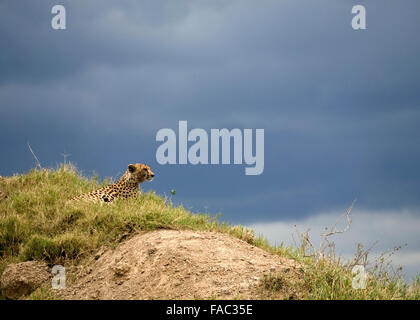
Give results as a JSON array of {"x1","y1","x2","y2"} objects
[
  {"x1": 57, "y1": 230, "x2": 303, "y2": 300},
  {"x1": 1, "y1": 261, "x2": 50, "y2": 299}
]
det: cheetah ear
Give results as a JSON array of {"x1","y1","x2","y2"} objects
[{"x1": 128, "y1": 164, "x2": 136, "y2": 173}]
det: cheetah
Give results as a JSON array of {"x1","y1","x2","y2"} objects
[{"x1": 67, "y1": 163, "x2": 154, "y2": 204}]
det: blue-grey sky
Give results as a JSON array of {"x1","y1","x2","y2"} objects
[{"x1": 1, "y1": 1, "x2": 419, "y2": 279}]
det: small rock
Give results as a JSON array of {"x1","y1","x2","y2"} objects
[
  {"x1": 112, "y1": 262, "x2": 131, "y2": 277},
  {"x1": 94, "y1": 253, "x2": 102, "y2": 260},
  {"x1": 148, "y1": 248, "x2": 157, "y2": 255}
]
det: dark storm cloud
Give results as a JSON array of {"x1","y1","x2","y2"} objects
[{"x1": 1, "y1": 0, "x2": 420, "y2": 224}]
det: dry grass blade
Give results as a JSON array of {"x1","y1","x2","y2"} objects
[{"x1": 27, "y1": 142, "x2": 41, "y2": 168}]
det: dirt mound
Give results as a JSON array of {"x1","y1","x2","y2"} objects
[
  {"x1": 58, "y1": 230, "x2": 303, "y2": 300},
  {"x1": 1, "y1": 261, "x2": 50, "y2": 299}
]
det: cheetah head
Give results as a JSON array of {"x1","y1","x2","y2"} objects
[{"x1": 125, "y1": 163, "x2": 155, "y2": 184}]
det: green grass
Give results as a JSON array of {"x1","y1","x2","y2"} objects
[
  {"x1": 0, "y1": 165, "x2": 253, "y2": 277},
  {"x1": 0, "y1": 164, "x2": 419, "y2": 300}
]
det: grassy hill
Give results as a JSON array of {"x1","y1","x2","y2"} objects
[{"x1": 0, "y1": 165, "x2": 419, "y2": 299}]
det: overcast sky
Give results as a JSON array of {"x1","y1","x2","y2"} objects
[{"x1": 1, "y1": 1, "x2": 419, "y2": 280}]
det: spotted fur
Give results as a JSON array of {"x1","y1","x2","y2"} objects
[{"x1": 68, "y1": 163, "x2": 154, "y2": 204}]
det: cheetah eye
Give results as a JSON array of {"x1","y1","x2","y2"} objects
[{"x1": 143, "y1": 168, "x2": 148, "y2": 172}]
